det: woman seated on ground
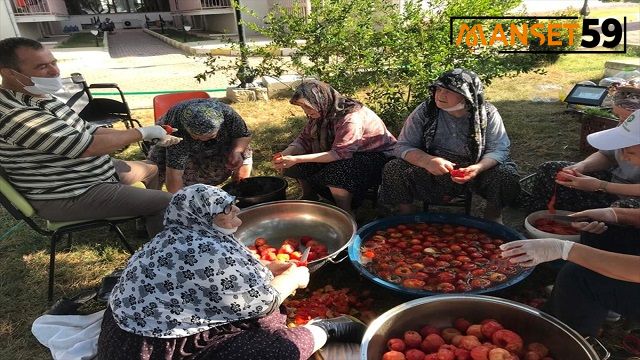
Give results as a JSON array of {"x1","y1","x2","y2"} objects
[
  {"x1": 272, "y1": 80, "x2": 397, "y2": 214},
  {"x1": 378, "y1": 68, "x2": 520, "y2": 222},
  {"x1": 524, "y1": 85, "x2": 640, "y2": 212},
  {"x1": 147, "y1": 98, "x2": 253, "y2": 193},
  {"x1": 501, "y1": 207, "x2": 640, "y2": 337},
  {"x1": 97, "y1": 184, "x2": 366, "y2": 360}
]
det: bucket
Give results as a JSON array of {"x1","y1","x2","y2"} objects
[{"x1": 222, "y1": 176, "x2": 287, "y2": 208}]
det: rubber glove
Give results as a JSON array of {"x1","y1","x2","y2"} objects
[
  {"x1": 500, "y1": 239, "x2": 574, "y2": 267},
  {"x1": 156, "y1": 135, "x2": 182, "y2": 147},
  {"x1": 136, "y1": 125, "x2": 168, "y2": 141}
]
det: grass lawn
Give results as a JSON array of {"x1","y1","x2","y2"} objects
[
  {"x1": 154, "y1": 28, "x2": 209, "y2": 43},
  {"x1": 1, "y1": 51, "x2": 639, "y2": 359},
  {"x1": 55, "y1": 32, "x2": 103, "y2": 48}
]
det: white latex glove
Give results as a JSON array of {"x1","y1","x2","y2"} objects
[
  {"x1": 500, "y1": 239, "x2": 575, "y2": 267},
  {"x1": 570, "y1": 208, "x2": 617, "y2": 234},
  {"x1": 282, "y1": 264, "x2": 310, "y2": 289},
  {"x1": 156, "y1": 135, "x2": 182, "y2": 147},
  {"x1": 136, "y1": 125, "x2": 168, "y2": 142}
]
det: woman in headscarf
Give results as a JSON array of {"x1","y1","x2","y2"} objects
[
  {"x1": 147, "y1": 98, "x2": 253, "y2": 193},
  {"x1": 378, "y1": 68, "x2": 520, "y2": 222},
  {"x1": 523, "y1": 83, "x2": 640, "y2": 212},
  {"x1": 97, "y1": 184, "x2": 366, "y2": 360},
  {"x1": 272, "y1": 80, "x2": 397, "y2": 214}
]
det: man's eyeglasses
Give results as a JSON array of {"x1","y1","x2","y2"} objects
[{"x1": 221, "y1": 198, "x2": 239, "y2": 215}]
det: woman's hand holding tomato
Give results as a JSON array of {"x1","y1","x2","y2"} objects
[
  {"x1": 423, "y1": 156, "x2": 456, "y2": 176},
  {"x1": 273, "y1": 154, "x2": 299, "y2": 170},
  {"x1": 555, "y1": 169, "x2": 601, "y2": 192},
  {"x1": 225, "y1": 151, "x2": 244, "y2": 170},
  {"x1": 263, "y1": 260, "x2": 295, "y2": 276},
  {"x1": 450, "y1": 164, "x2": 481, "y2": 184}
]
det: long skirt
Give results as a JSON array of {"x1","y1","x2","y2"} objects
[
  {"x1": 522, "y1": 161, "x2": 640, "y2": 212},
  {"x1": 378, "y1": 158, "x2": 521, "y2": 210},
  {"x1": 96, "y1": 306, "x2": 315, "y2": 360},
  {"x1": 283, "y1": 152, "x2": 389, "y2": 202}
]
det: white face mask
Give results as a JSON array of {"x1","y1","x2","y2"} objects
[
  {"x1": 13, "y1": 71, "x2": 63, "y2": 95},
  {"x1": 439, "y1": 101, "x2": 466, "y2": 112}
]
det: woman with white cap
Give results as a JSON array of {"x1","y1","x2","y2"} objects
[
  {"x1": 501, "y1": 110, "x2": 640, "y2": 337},
  {"x1": 524, "y1": 84, "x2": 640, "y2": 212}
]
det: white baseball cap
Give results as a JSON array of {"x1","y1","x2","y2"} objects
[{"x1": 587, "y1": 109, "x2": 640, "y2": 150}]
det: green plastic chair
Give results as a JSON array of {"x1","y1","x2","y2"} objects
[{"x1": 0, "y1": 174, "x2": 140, "y2": 302}]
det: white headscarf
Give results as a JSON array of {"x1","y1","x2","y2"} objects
[{"x1": 109, "y1": 184, "x2": 278, "y2": 338}]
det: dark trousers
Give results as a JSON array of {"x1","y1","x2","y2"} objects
[{"x1": 543, "y1": 226, "x2": 640, "y2": 336}]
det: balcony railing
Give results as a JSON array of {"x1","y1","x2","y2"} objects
[
  {"x1": 269, "y1": 0, "x2": 310, "y2": 17},
  {"x1": 11, "y1": 0, "x2": 50, "y2": 15},
  {"x1": 201, "y1": 0, "x2": 232, "y2": 9}
]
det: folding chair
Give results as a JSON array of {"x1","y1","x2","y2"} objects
[
  {"x1": 153, "y1": 91, "x2": 210, "y2": 122},
  {"x1": 56, "y1": 73, "x2": 147, "y2": 154},
  {"x1": 0, "y1": 172, "x2": 139, "y2": 302},
  {"x1": 57, "y1": 73, "x2": 142, "y2": 130}
]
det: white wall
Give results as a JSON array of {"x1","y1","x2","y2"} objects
[
  {"x1": 17, "y1": 22, "x2": 41, "y2": 39},
  {"x1": 243, "y1": 0, "x2": 269, "y2": 34},
  {"x1": 62, "y1": 12, "x2": 172, "y2": 30},
  {"x1": 202, "y1": 13, "x2": 238, "y2": 34},
  {"x1": 0, "y1": 0, "x2": 20, "y2": 39}
]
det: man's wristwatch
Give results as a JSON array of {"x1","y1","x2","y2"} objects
[{"x1": 595, "y1": 180, "x2": 609, "y2": 193}]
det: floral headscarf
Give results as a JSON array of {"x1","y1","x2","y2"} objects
[
  {"x1": 290, "y1": 80, "x2": 362, "y2": 153},
  {"x1": 420, "y1": 68, "x2": 487, "y2": 162},
  {"x1": 109, "y1": 184, "x2": 278, "y2": 338},
  {"x1": 611, "y1": 79, "x2": 640, "y2": 111},
  {"x1": 163, "y1": 98, "x2": 225, "y2": 136}
]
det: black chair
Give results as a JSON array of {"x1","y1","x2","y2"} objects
[
  {"x1": 57, "y1": 72, "x2": 142, "y2": 130},
  {"x1": 0, "y1": 172, "x2": 138, "y2": 302}
]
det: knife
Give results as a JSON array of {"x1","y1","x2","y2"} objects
[
  {"x1": 547, "y1": 214, "x2": 627, "y2": 227},
  {"x1": 298, "y1": 247, "x2": 311, "y2": 267},
  {"x1": 547, "y1": 215, "x2": 593, "y2": 223}
]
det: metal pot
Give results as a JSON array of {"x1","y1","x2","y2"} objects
[
  {"x1": 361, "y1": 295, "x2": 609, "y2": 360},
  {"x1": 348, "y1": 213, "x2": 534, "y2": 296},
  {"x1": 235, "y1": 200, "x2": 357, "y2": 272},
  {"x1": 222, "y1": 176, "x2": 287, "y2": 208}
]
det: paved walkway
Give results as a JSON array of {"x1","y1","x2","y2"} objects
[
  {"x1": 108, "y1": 29, "x2": 185, "y2": 58},
  {"x1": 53, "y1": 30, "x2": 234, "y2": 109}
]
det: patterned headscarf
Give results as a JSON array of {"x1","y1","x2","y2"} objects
[
  {"x1": 290, "y1": 80, "x2": 362, "y2": 153},
  {"x1": 421, "y1": 68, "x2": 487, "y2": 162},
  {"x1": 163, "y1": 98, "x2": 225, "y2": 136},
  {"x1": 108, "y1": 184, "x2": 278, "y2": 338},
  {"x1": 611, "y1": 79, "x2": 640, "y2": 111}
]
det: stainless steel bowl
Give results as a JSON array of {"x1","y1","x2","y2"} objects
[
  {"x1": 361, "y1": 295, "x2": 608, "y2": 360},
  {"x1": 235, "y1": 200, "x2": 357, "y2": 272}
]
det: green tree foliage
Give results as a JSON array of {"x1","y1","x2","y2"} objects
[{"x1": 199, "y1": 0, "x2": 579, "y2": 131}]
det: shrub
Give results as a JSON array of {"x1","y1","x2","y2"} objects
[{"x1": 198, "y1": 0, "x2": 567, "y2": 131}]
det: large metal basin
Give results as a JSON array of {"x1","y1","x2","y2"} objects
[
  {"x1": 236, "y1": 200, "x2": 357, "y2": 272},
  {"x1": 362, "y1": 295, "x2": 607, "y2": 360}
]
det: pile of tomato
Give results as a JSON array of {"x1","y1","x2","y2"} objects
[
  {"x1": 382, "y1": 317, "x2": 553, "y2": 360},
  {"x1": 532, "y1": 218, "x2": 579, "y2": 236},
  {"x1": 360, "y1": 223, "x2": 523, "y2": 293},
  {"x1": 247, "y1": 236, "x2": 329, "y2": 265},
  {"x1": 283, "y1": 285, "x2": 377, "y2": 326}
]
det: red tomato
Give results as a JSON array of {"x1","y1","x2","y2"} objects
[{"x1": 160, "y1": 124, "x2": 174, "y2": 135}]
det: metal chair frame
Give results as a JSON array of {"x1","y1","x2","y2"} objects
[{"x1": 0, "y1": 174, "x2": 136, "y2": 302}]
